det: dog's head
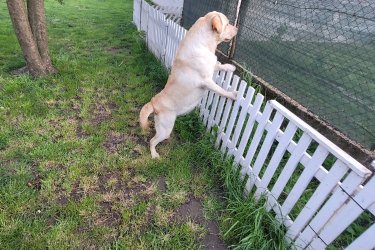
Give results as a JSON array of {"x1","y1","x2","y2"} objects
[{"x1": 207, "y1": 11, "x2": 238, "y2": 43}]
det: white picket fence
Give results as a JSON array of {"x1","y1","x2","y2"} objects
[
  {"x1": 133, "y1": 1, "x2": 375, "y2": 249},
  {"x1": 151, "y1": 0, "x2": 183, "y2": 22},
  {"x1": 154, "y1": 5, "x2": 182, "y2": 24}
]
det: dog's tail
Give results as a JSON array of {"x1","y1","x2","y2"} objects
[{"x1": 140, "y1": 102, "x2": 154, "y2": 131}]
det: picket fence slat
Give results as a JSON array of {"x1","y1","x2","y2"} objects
[
  {"x1": 295, "y1": 171, "x2": 366, "y2": 248},
  {"x1": 227, "y1": 84, "x2": 255, "y2": 156},
  {"x1": 241, "y1": 103, "x2": 273, "y2": 170},
  {"x1": 206, "y1": 71, "x2": 225, "y2": 129},
  {"x1": 280, "y1": 146, "x2": 329, "y2": 215},
  {"x1": 234, "y1": 93, "x2": 264, "y2": 165},
  {"x1": 140, "y1": 1, "x2": 149, "y2": 32},
  {"x1": 199, "y1": 89, "x2": 209, "y2": 118},
  {"x1": 254, "y1": 122, "x2": 297, "y2": 200},
  {"x1": 245, "y1": 112, "x2": 284, "y2": 192},
  {"x1": 219, "y1": 81, "x2": 246, "y2": 153},
  {"x1": 134, "y1": 3, "x2": 374, "y2": 249},
  {"x1": 250, "y1": 112, "x2": 284, "y2": 186},
  {"x1": 266, "y1": 133, "x2": 312, "y2": 211},
  {"x1": 311, "y1": 176, "x2": 375, "y2": 247},
  {"x1": 213, "y1": 72, "x2": 233, "y2": 127},
  {"x1": 286, "y1": 160, "x2": 348, "y2": 240},
  {"x1": 164, "y1": 20, "x2": 172, "y2": 68},
  {"x1": 269, "y1": 101, "x2": 371, "y2": 177},
  {"x1": 157, "y1": 11, "x2": 167, "y2": 59},
  {"x1": 133, "y1": 0, "x2": 141, "y2": 30},
  {"x1": 205, "y1": 71, "x2": 221, "y2": 128},
  {"x1": 203, "y1": 73, "x2": 219, "y2": 125},
  {"x1": 215, "y1": 75, "x2": 240, "y2": 148},
  {"x1": 147, "y1": 8, "x2": 155, "y2": 55},
  {"x1": 200, "y1": 71, "x2": 219, "y2": 112}
]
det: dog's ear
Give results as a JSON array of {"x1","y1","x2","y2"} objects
[{"x1": 211, "y1": 15, "x2": 222, "y2": 33}]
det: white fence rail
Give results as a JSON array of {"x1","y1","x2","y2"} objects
[
  {"x1": 151, "y1": 0, "x2": 183, "y2": 23},
  {"x1": 133, "y1": 1, "x2": 375, "y2": 249},
  {"x1": 154, "y1": 5, "x2": 182, "y2": 24}
]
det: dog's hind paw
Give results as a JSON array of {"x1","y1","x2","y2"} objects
[{"x1": 151, "y1": 152, "x2": 160, "y2": 159}]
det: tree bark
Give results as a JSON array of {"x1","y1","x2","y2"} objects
[
  {"x1": 27, "y1": 0, "x2": 57, "y2": 74},
  {"x1": 6, "y1": 0, "x2": 47, "y2": 77}
]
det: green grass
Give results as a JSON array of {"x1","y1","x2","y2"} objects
[
  {"x1": 5, "y1": 0, "x2": 368, "y2": 249},
  {"x1": 0, "y1": 0, "x2": 206, "y2": 248},
  {"x1": 174, "y1": 120, "x2": 293, "y2": 250},
  {"x1": 0, "y1": 0, "x2": 294, "y2": 249}
]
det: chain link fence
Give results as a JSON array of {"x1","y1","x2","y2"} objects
[{"x1": 182, "y1": 0, "x2": 375, "y2": 155}]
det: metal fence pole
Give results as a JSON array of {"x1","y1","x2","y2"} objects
[{"x1": 228, "y1": 0, "x2": 243, "y2": 59}]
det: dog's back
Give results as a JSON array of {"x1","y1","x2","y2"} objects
[{"x1": 140, "y1": 11, "x2": 238, "y2": 158}]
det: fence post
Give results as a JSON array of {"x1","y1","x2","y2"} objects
[
  {"x1": 228, "y1": 0, "x2": 244, "y2": 59},
  {"x1": 162, "y1": 19, "x2": 169, "y2": 66},
  {"x1": 139, "y1": 0, "x2": 143, "y2": 31}
]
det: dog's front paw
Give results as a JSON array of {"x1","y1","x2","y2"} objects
[
  {"x1": 224, "y1": 64, "x2": 236, "y2": 72},
  {"x1": 230, "y1": 91, "x2": 238, "y2": 101}
]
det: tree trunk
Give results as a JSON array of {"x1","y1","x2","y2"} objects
[
  {"x1": 27, "y1": 0, "x2": 57, "y2": 74},
  {"x1": 6, "y1": 0, "x2": 47, "y2": 77}
]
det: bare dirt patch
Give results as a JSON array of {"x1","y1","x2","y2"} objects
[
  {"x1": 157, "y1": 176, "x2": 167, "y2": 193},
  {"x1": 103, "y1": 130, "x2": 148, "y2": 155},
  {"x1": 27, "y1": 160, "x2": 42, "y2": 191},
  {"x1": 140, "y1": 204, "x2": 156, "y2": 233},
  {"x1": 9, "y1": 66, "x2": 29, "y2": 75},
  {"x1": 132, "y1": 134, "x2": 149, "y2": 147},
  {"x1": 47, "y1": 117, "x2": 65, "y2": 142},
  {"x1": 46, "y1": 211, "x2": 61, "y2": 227},
  {"x1": 70, "y1": 179, "x2": 84, "y2": 201},
  {"x1": 27, "y1": 176, "x2": 42, "y2": 190},
  {"x1": 97, "y1": 169, "x2": 153, "y2": 203},
  {"x1": 108, "y1": 101, "x2": 117, "y2": 111},
  {"x1": 106, "y1": 47, "x2": 123, "y2": 54},
  {"x1": 74, "y1": 115, "x2": 88, "y2": 138},
  {"x1": 123, "y1": 183, "x2": 146, "y2": 197},
  {"x1": 90, "y1": 99, "x2": 116, "y2": 127},
  {"x1": 103, "y1": 132, "x2": 128, "y2": 153},
  {"x1": 44, "y1": 160, "x2": 65, "y2": 170},
  {"x1": 71, "y1": 97, "x2": 82, "y2": 111},
  {"x1": 202, "y1": 220, "x2": 227, "y2": 250},
  {"x1": 66, "y1": 92, "x2": 88, "y2": 138},
  {"x1": 174, "y1": 195, "x2": 205, "y2": 224},
  {"x1": 98, "y1": 170, "x2": 124, "y2": 192},
  {"x1": 174, "y1": 194, "x2": 227, "y2": 250},
  {"x1": 73, "y1": 169, "x2": 154, "y2": 236},
  {"x1": 56, "y1": 195, "x2": 69, "y2": 206},
  {"x1": 91, "y1": 103, "x2": 112, "y2": 126},
  {"x1": 97, "y1": 201, "x2": 122, "y2": 227},
  {"x1": 48, "y1": 119, "x2": 61, "y2": 128}
]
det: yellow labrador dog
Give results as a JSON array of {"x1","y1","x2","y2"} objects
[{"x1": 140, "y1": 11, "x2": 238, "y2": 158}]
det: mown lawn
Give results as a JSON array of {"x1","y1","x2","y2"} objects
[
  {"x1": 0, "y1": 0, "x2": 229, "y2": 248},
  {"x1": 0, "y1": 0, "x2": 296, "y2": 249}
]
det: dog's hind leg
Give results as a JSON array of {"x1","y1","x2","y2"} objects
[{"x1": 150, "y1": 112, "x2": 176, "y2": 158}]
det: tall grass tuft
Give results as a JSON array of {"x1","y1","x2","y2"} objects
[
  {"x1": 222, "y1": 194, "x2": 291, "y2": 250},
  {"x1": 219, "y1": 161, "x2": 291, "y2": 249},
  {"x1": 175, "y1": 114, "x2": 294, "y2": 250}
]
